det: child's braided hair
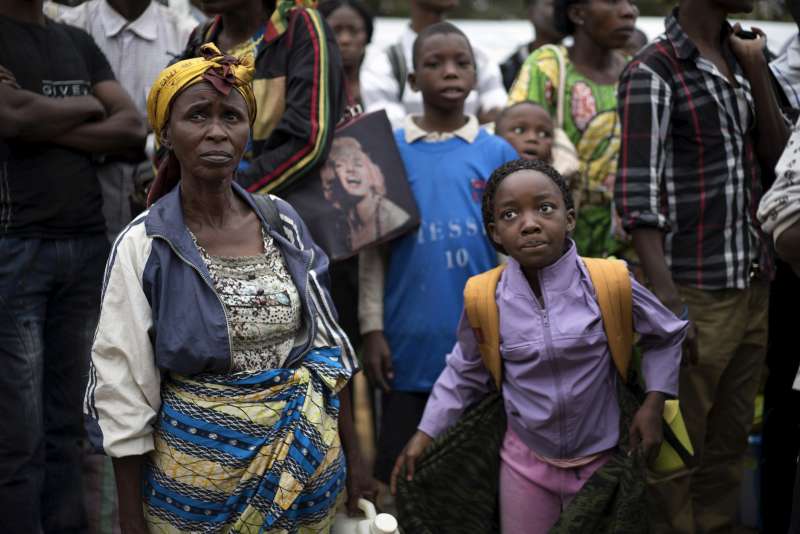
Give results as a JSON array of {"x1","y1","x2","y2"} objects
[{"x1": 481, "y1": 158, "x2": 574, "y2": 255}]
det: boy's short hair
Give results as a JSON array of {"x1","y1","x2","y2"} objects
[
  {"x1": 411, "y1": 21, "x2": 475, "y2": 69},
  {"x1": 495, "y1": 101, "x2": 552, "y2": 131}
]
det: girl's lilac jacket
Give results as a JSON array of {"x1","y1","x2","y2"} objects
[{"x1": 417, "y1": 241, "x2": 688, "y2": 460}]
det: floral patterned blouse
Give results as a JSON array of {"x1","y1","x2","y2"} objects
[
  {"x1": 509, "y1": 44, "x2": 628, "y2": 258},
  {"x1": 190, "y1": 227, "x2": 302, "y2": 371}
]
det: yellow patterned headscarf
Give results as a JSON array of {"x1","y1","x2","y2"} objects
[{"x1": 146, "y1": 43, "x2": 256, "y2": 141}]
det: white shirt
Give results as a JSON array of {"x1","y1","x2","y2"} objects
[
  {"x1": 45, "y1": 0, "x2": 196, "y2": 116},
  {"x1": 770, "y1": 32, "x2": 800, "y2": 110},
  {"x1": 758, "y1": 118, "x2": 800, "y2": 249},
  {"x1": 360, "y1": 24, "x2": 508, "y2": 128}
]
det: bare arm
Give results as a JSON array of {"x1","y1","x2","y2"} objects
[
  {"x1": 631, "y1": 228, "x2": 698, "y2": 365},
  {"x1": 0, "y1": 83, "x2": 104, "y2": 141},
  {"x1": 776, "y1": 220, "x2": 800, "y2": 267},
  {"x1": 338, "y1": 382, "x2": 377, "y2": 514},
  {"x1": 52, "y1": 80, "x2": 146, "y2": 154},
  {"x1": 112, "y1": 456, "x2": 148, "y2": 534},
  {"x1": 631, "y1": 229, "x2": 681, "y2": 312},
  {"x1": 731, "y1": 26, "x2": 790, "y2": 173}
]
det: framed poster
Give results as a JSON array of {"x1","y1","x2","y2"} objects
[{"x1": 283, "y1": 110, "x2": 419, "y2": 261}]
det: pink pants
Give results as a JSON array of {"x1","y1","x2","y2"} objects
[{"x1": 499, "y1": 428, "x2": 611, "y2": 534}]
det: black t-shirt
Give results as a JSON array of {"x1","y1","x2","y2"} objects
[{"x1": 0, "y1": 16, "x2": 114, "y2": 238}]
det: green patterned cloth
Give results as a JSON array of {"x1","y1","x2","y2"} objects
[
  {"x1": 509, "y1": 45, "x2": 629, "y2": 258},
  {"x1": 396, "y1": 393, "x2": 506, "y2": 534},
  {"x1": 550, "y1": 374, "x2": 649, "y2": 533}
]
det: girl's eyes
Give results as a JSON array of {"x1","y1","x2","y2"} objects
[
  {"x1": 538, "y1": 130, "x2": 553, "y2": 139},
  {"x1": 224, "y1": 111, "x2": 243, "y2": 121},
  {"x1": 512, "y1": 127, "x2": 525, "y2": 135},
  {"x1": 189, "y1": 111, "x2": 206, "y2": 121},
  {"x1": 501, "y1": 209, "x2": 517, "y2": 220},
  {"x1": 540, "y1": 203, "x2": 555, "y2": 214}
]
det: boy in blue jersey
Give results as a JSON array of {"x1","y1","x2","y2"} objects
[{"x1": 358, "y1": 21, "x2": 518, "y2": 487}]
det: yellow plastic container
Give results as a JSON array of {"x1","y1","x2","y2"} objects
[{"x1": 652, "y1": 399, "x2": 694, "y2": 475}]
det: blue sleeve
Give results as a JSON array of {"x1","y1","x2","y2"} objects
[{"x1": 501, "y1": 138, "x2": 520, "y2": 162}]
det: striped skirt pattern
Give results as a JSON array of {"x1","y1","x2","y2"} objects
[{"x1": 143, "y1": 348, "x2": 350, "y2": 533}]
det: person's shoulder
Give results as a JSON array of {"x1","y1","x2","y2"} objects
[
  {"x1": 622, "y1": 36, "x2": 678, "y2": 79},
  {"x1": 108, "y1": 212, "x2": 153, "y2": 273},
  {"x1": 48, "y1": 16, "x2": 100, "y2": 49},
  {"x1": 285, "y1": 5, "x2": 326, "y2": 35},
  {"x1": 529, "y1": 44, "x2": 562, "y2": 63},
  {"x1": 152, "y1": 2, "x2": 197, "y2": 36},
  {"x1": 475, "y1": 129, "x2": 515, "y2": 152},
  {"x1": 393, "y1": 127, "x2": 409, "y2": 145}
]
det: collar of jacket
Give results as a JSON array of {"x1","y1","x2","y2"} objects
[
  {"x1": 503, "y1": 239, "x2": 581, "y2": 298},
  {"x1": 143, "y1": 181, "x2": 317, "y2": 362}
]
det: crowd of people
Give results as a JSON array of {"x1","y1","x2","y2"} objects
[{"x1": 0, "y1": 0, "x2": 799, "y2": 532}]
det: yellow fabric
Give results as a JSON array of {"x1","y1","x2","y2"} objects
[
  {"x1": 582, "y1": 257, "x2": 634, "y2": 382},
  {"x1": 462, "y1": 257, "x2": 693, "y2": 473},
  {"x1": 463, "y1": 265, "x2": 506, "y2": 389},
  {"x1": 146, "y1": 43, "x2": 257, "y2": 141}
]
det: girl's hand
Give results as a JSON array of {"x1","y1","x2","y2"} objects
[
  {"x1": 628, "y1": 392, "x2": 665, "y2": 464},
  {"x1": 390, "y1": 431, "x2": 433, "y2": 495}
]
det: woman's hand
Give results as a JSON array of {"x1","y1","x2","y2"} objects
[
  {"x1": 362, "y1": 331, "x2": 394, "y2": 392},
  {"x1": 112, "y1": 455, "x2": 149, "y2": 534},
  {"x1": 390, "y1": 431, "x2": 433, "y2": 495},
  {"x1": 119, "y1": 516, "x2": 149, "y2": 534},
  {"x1": 629, "y1": 392, "x2": 665, "y2": 464},
  {"x1": 345, "y1": 450, "x2": 378, "y2": 515}
]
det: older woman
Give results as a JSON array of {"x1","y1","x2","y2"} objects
[
  {"x1": 85, "y1": 45, "x2": 359, "y2": 533},
  {"x1": 508, "y1": 0, "x2": 638, "y2": 258},
  {"x1": 177, "y1": 0, "x2": 345, "y2": 195}
]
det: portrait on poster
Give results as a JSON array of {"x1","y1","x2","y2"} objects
[{"x1": 284, "y1": 110, "x2": 419, "y2": 260}]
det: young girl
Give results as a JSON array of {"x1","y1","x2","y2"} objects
[{"x1": 391, "y1": 159, "x2": 687, "y2": 532}]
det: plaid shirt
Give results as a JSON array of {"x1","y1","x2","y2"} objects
[{"x1": 615, "y1": 10, "x2": 772, "y2": 290}]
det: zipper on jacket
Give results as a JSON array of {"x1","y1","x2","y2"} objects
[
  {"x1": 536, "y1": 273, "x2": 569, "y2": 459},
  {"x1": 152, "y1": 234, "x2": 234, "y2": 370},
  {"x1": 297, "y1": 245, "x2": 317, "y2": 359}
]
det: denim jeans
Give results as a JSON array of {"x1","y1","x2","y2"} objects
[{"x1": 0, "y1": 235, "x2": 109, "y2": 534}]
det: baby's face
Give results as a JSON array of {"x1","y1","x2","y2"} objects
[
  {"x1": 497, "y1": 104, "x2": 554, "y2": 163},
  {"x1": 332, "y1": 148, "x2": 372, "y2": 197}
]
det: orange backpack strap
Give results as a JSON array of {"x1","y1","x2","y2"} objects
[
  {"x1": 463, "y1": 265, "x2": 506, "y2": 389},
  {"x1": 582, "y1": 257, "x2": 634, "y2": 383}
]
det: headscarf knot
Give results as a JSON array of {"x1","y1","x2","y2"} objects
[{"x1": 146, "y1": 43, "x2": 256, "y2": 143}]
